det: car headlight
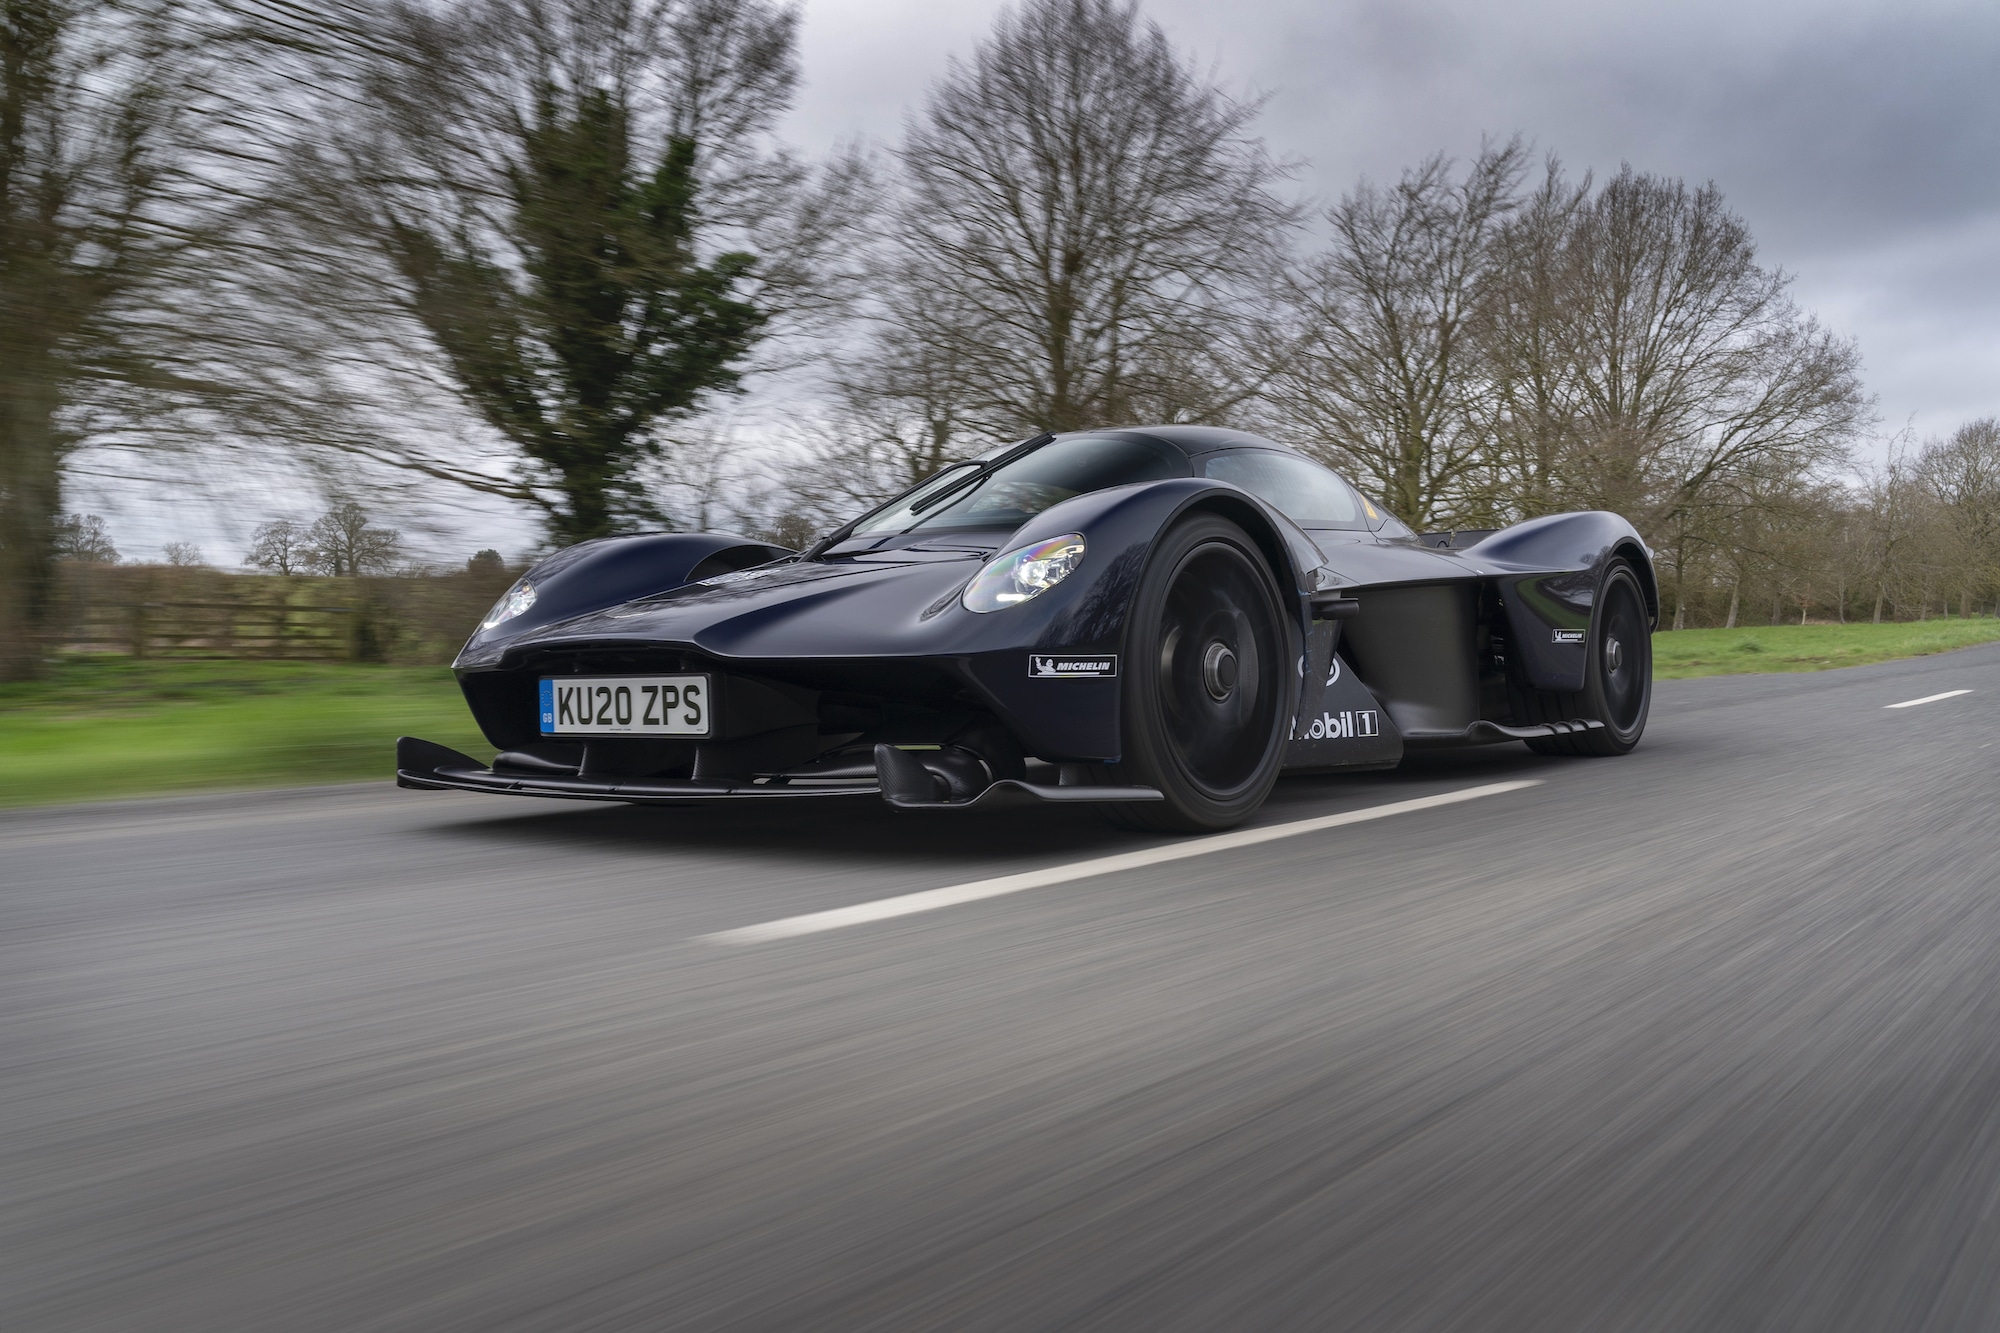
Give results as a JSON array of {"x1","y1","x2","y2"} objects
[
  {"x1": 481, "y1": 578, "x2": 537, "y2": 629},
  {"x1": 962, "y1": 535, "x2": 1085, "y2": 613}
]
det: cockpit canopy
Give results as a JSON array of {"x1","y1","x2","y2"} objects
[{"x1": 835, "y1": 427, "x2": 1395, "y2": 548}]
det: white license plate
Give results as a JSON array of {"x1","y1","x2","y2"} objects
[{"x1": 539, "y1": 675, "x2": 711, "y2": 737}]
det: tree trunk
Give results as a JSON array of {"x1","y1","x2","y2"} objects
[
  {"x1": 1724, "y1": 584, "x2": 1739, "y2": 629},
  {"x1": 0, "y1": 368, "x2": 65, "y2": 682},
  {"x1": 1873, "y1": 586, "x2": 1884, "y2": 624}
]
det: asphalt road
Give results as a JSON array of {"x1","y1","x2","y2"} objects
[{"x1": 6, "y1": 645, "x2": 2000, "y2": 1331}]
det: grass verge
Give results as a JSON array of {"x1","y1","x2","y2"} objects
[
  {"x1": 1652, "y1": 620, "x2": 2000, "y2": 679},
  {"x1": 0, "y1": 657, "x2": 491, "y2": 809}
]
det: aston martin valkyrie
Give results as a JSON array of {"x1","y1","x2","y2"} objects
[{"x1": 398, "y1": 426, "x2": 1656, "y2": 830}]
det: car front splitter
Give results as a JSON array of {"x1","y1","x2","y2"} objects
[{"x1": 395, "y1": 737, "x2": 1165, "y2": 810}]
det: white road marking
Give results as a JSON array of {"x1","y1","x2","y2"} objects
[
  {"x1": 1885, "y1": 689, "x2": 1973, "y2": 709},
  {"x1": 700, "y1": 780, "x2": 1544, "y2": 945}
]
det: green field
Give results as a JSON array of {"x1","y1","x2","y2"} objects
[
  {"x1": 1651, "y1": 620, "x2": 2000, "y2": 679},
  {"x1": 0, "y1": 658, "x2": 491, "y2": 809},
  {"x1": 4, "y1": 622, "x2": 1999, "y2": 808}
]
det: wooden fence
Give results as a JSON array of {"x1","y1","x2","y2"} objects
[
  {"x1": 52, "y1": 563, "x2": 519, "y2": 665},
  {"x1": 65, "y1": 597, "x2": 354, "y2": 660}
]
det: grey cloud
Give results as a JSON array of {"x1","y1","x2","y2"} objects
[
  {"x1": 1159, "y1": 0, "x2": 2000, "y2": 244},
  {"x1": 786, "y1": 0, "x2": 1997, "y2": 439}
]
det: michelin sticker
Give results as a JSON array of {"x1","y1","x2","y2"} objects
[
  {"x1": 1031, "y1": 655, "x2": 1117, "y2": 678},
  {"x1": 1552, "y1": 628, "x2": 1586, "y2": 644}
]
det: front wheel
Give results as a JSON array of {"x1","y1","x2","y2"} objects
[
  {"x1": 1521, "y1": 558, "x2": 1652, "y2": 756},
  {"x1": 1096, "y1": 513, "x2": 1294, "y2": 831}
]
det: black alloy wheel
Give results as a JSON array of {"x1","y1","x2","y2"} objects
[
  {"x1": 1097, "y1": 513, "x2": 1294, "y2": 831},
  {"x1": 1522, "y1": 558, "x2": 1652, "y2": 756}
]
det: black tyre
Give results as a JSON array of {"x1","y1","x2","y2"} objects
[
  {"x1": 1518, "y1": 558, "x2": 1652, "y2": 756},
  {"x1": 1096, "y1": 513, "x2": 1294, "y2": 831}
]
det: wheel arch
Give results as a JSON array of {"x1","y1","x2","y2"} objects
[
  {"x1": 1170, "y1": 491, "x2": 1316, "y2": 630},
  {"x1": 1467, "y1": 511, "x2": 1655, "y2": 691},
  {"x1": 1610, "y1": 537, "x2": 1661, "y2": 629}
]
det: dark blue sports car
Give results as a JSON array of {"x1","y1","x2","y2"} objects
[{"x1": 399, "y1": 426, "x2": 1655, "y2": 830}]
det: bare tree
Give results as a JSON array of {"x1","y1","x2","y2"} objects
[
  {"x1": 1858, "y1": 434, "x2": 1928, "y2": 624},
  {"x1": 1478, "y1": 159, "x2": 1595, "y2": 519},
  {"x1": 51, "y1": 512, "x2": 117, "y2": 562},
  {"x1": 1268, "y1": 141, "x2": 1528, "y2": 528},
  {"x1": 243, "y1": 517, "x2": 310, "y2": 574},
  {"x1": 1568, "y1": 172, "x2": 1864, "y2": 521},
  {"x1": 882, "y1": 0, "x2": 1299, "y2": 437},
  {"x1": 1917, "y1": 417, "x2": 2000, "y2": 616},
  {"x1": 652, "y1": 416, "x2": 755, "y2": 531},
  {"x1": 1473, "y1": 166, "x2": 1869, "y2": 620},
  {"x1": 303, "y1": 501, "x2": 401, "y2": 576},
  {"x1": 782, "y1": 302, "x2": 988, "y2": 526},
  {"x1": 161, "y1": 539, "x2": 203, "y2": 566},
  {"x1": 1697, "y1": 469, "x2": 1850, "y2": 626}
]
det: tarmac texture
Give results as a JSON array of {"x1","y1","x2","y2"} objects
[{"x1": 5, "y1": 645, "x2": 2000, "y2": 1330}]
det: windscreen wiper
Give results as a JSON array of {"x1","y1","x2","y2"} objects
[
  {"x1": 799, "y1": 462, "x2": 978, "y2": 561},
  {"x1": 907, "y1": 432, "x2": 1055, "y2": 515},
  {"x1": 801, "y1": 432, "x2": 1057, "y2": 560}
]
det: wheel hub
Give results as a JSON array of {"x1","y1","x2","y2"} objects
[
  {"x1": 1202, "y1": 641, "x2": 1238, "y2": 700},
  {"x1": 1605, "y1": 636, "x2": 1624, "y2": 673}
]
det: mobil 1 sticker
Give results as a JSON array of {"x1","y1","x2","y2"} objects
[
  {"x1": 1294, "y1": 708, "x2": 1381, "y2": 741},
  {"x1": 1031, "y1": 654, "x2": 1117, "y2": 678}
]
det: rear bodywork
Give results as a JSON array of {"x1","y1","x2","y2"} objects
[{"x1": 400, "y1": 428, "x2": 1655, "y2": 808}]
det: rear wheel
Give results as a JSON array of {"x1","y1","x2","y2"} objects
[
  {"x1": 1096, "y1": 513, "x2": 1293, "y2": 831},
  {"x1": 1519, "y1": 558, "x2": 1652, "y2": 756}
]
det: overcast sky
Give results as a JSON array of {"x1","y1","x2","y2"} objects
[{"x1": 789, "y1": 0, "x2": 2000, "y2": 444}]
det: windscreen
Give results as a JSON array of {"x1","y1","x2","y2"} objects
[
  {"x1": 1202, "y1": 450, "x2": 1369, "y2": 530},
  {"x1": 851, "y1": 434, "x2": 1189, "y2": 537}
]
